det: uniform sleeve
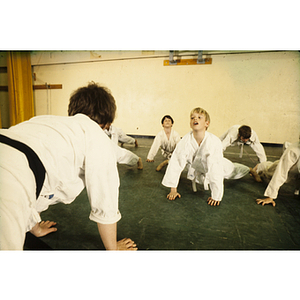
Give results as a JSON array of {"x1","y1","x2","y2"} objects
[
  {"x1": 113, "y1": 143, "x2": 139, "y2": 166},
  {"x1": 174, "y1": 131, "x2": 181, "y2": 145},
  {"x1": 264, "y1": 144, "x2": 300, "y2": 199},
  {"x1": 84, "y1": 128, "x2": 121, "y2": 224},
  {"x1": 206, "y1": 139, "x2": 224, "y2": 201},
  {"x1": 219, "y1": 129, "x2": 232, "y2": 151},
  {"x1": 147, "y1": 132, "x2": 162, "y2": 160},
  {"x1": 116, "y1": 127, "x2": 135, "y2": 144},
  {"x1": 250, "y1": 131, "x2": 267, "y2": 163},
  {"x1": 162, "y1": 139, "x2": 188, "y2": 188},
  {"x1": 110, "y1": 126, "x2": 119, "y2": 144}
]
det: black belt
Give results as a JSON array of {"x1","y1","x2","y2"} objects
[{"x1": 0, "y1": 134, "x2": 46, "y2": 199}]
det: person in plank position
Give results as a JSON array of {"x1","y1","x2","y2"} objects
[
  {"x1": 220, "y1": 124, "x2": 267, "y2": 163},
  {"x1": 162, "y1": 108, "x2": 250, "y2": 206},
  {"x1": 146, "y1": 115, "x2": 181, "y2": 172},
  {"x1": 256, "y1": 141, "x2": 300, "y2": 207},
  {"x1": 0, "y1": 82, "x2": 137, "y2": 250}
]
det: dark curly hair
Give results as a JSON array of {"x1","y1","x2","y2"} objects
[
  {"x1": 161, "y1": 115, "x2": 174, "y2": 124},
  {"x1": 238, "y1": 125, "x2": 251, "y2": 139},
  {"x1": 68, "y1": 82, "x2": 116, "y2": 126}
]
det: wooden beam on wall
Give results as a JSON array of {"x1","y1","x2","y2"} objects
[
  {"x1": 0, "y1": 67, "x2": 7, "y2": 73},
  {"x1": 33, "y1": 84, "x2": 63, "y2": 90},
  {"x1": 0, "y1": 84, "x2": 63, "y2": 91},
  {"x1": 0, "y1": 86, "x2": 8, "y2": 91},
  {"x1": 163, "y1": 58, "x2": 212, "y2": 66}
]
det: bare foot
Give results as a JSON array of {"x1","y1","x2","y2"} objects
[
  {"x1": 249, "y1": 168, "x2": 262, "y2": 182},
  {"x1": 137, "y1": 157, "x2": 143, "y2": 170},
  {"x1": 117, "y1": 238, "x2": 138, "y2": 250},
  {"x1": 30, "y1": 220, "x2": 57, "y2": 237},
  {"x1": 135, "y1": 139, "x2": 138, "y2": 147},
  {"x1": 156, "y1": 159, "x2": 169, "y2": 171},
  {"x1": 207, "y1": 197, "x2": 220, "y2": 206}
]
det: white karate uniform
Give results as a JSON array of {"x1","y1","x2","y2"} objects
[
  {"x1": 0, "y1": 114, "x2": 121, "y2": 250},
  {"x1": 256, "y1": 160, "x2": 279, "y2": 182},
  {"x1": 36, "y1": 142, "x2": 139, "y2": 214},
  {"x1": 147, "y1": 129, "x2": 181, "y2": 160},
  {"x1": 104, "y1": 127, "x2": 139, "y2": 167},
  {"x1": 162, "y1": 131, "x2": 249, "y2": 201},
  {"x1": 220, "y1": 125, "x2": 267, "y2": 163},
  {"x1": 0, "y1": 144, "x2": 38, "y2": 250},
  {"x1": 104, "y1": 125, "x2": 135, "y2": 144},
  {"x1": 264, "y1": 142, "x2": 300, "y2": 199},
  {"x1": 113, "y1": 143, "x2": 139, "y2": 166}
]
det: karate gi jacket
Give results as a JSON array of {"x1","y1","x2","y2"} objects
[
  {"x1": 1, "y1": 114, "x2": 121, "y2": 229},
  {"x1": 220, "y1": 124, "x2": 267, "y2": 163},
  {"x1": 147, "y1": 129, "x2": 181, "y2": 160},
  {"x1": 162, "y1": 131, "x2": 225, "y2": 201}
]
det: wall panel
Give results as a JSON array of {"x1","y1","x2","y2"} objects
[{"x1": 32, "y1": 51, "x2": 300, "y2": 143}]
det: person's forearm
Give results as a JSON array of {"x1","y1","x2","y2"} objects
[
  {"x1": 97, "y1": 222, "x2": 117, "y2": 250},
  {"x1": 170, "y1": 187, "x2": 177, "y2": 193}
]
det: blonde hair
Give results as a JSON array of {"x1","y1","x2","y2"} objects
[{"x1": 190, "y1": 107, "x2": 210, "y2": 125}]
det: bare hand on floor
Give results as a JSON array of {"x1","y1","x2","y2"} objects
[
  {"x1": 256, "y1": 197, "x2": 276, "y2": 207},
  {"x1": 30, "y1": 220, "x2": 57, "y2": 237},
  {"x1": 117, "y1": 238, "x2": 138, "y2": 250},
  {"x1": 167, "y1": 191, "x2": 181, "y2": 200}
]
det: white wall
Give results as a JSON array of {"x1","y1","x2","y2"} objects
[{"x1": 32, "y1": 51, "x2": 300, "y2": 144}]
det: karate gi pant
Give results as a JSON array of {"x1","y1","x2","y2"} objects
[
  {"x1": 0, "y1": 145, "x2": 41, "y2": 250},
  {"x1": 264, "y1": 144, "x2": 300, "y2": 199},
  {"x1": 223, "y1": 158, "x2": 250, "y2": 180},
  {"x1": 191, "y1": 158, "x2": 249, "y2": 189}
]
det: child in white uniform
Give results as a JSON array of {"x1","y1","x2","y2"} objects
[
  {"x1": 256, "y1": 141, "x2": 300, "y2": 207},
  {"x1": 0, "y1": 82, "x2": 137, "y2": 250},
  {"x1": 146, "y1": 115, "x2": 181, "y2": 171},
  {"x1": 104, "y1": 124, "x2": 143, "y2": 170},
  {"x1": 105, "y1": 124, "x2": 138, "y2": 147},
  {"x1": 35, "y1": 139, "x2": 143, "y2": 215},
  {"x1": 114, "y1": 142, "x2": 143, "y2": 169},
  {"x1": 220, "y1": 125, "x2": 267, "y2": 163},
  {"x1": 251, "y1": 142, "x2": 295, "y2": 183},
  {"x1": 162, "y1": 108, "x2": 250, "y2": 206}
]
